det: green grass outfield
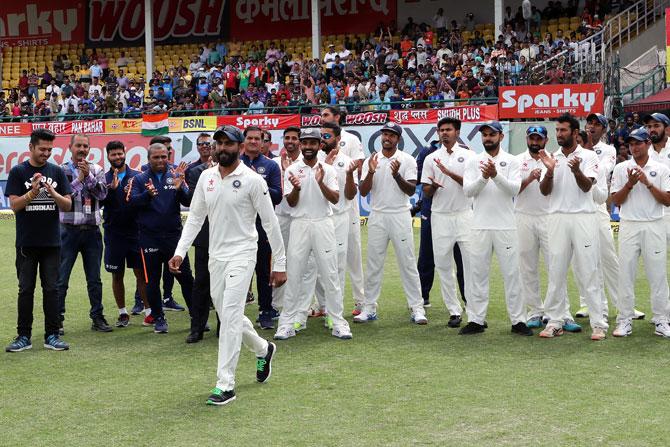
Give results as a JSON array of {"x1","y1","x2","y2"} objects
[{"x1": 1, "y1": 219, "x2": 670, "y2": 447}]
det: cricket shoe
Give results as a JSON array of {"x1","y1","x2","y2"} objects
[
  {"x1": 351, "y1": 303, "x2": 363, "y2": 316},
  {"x1": 590, "y1": 327, "x2": 607, "y2": 341},
  {"x1": 575, "y1": 307, "x2": 589, "y2": 318},
  {"x1": 332, "y1": 325, "x2": 353, "y2": 340},
  {"x1": 633, "y1": 309, "x2": 646, "y2": 320},
  {"x1": 539, "y1": 324, "x2": 563, "y2": 338},
  {"x1": 527, "y1": 316, "x2": 543, "y2": 329},
  {"x1": 353, "y1": 311, "x2": 377, "y2": 323},
  {"x1": 447, "y1": 315, "x2": 462, "y2": 328},
  {"x1": 206, "y1": 388, "x2": 236, "y2": 406},
  {"x1": 411, "y1": 309, "x2": 428, "y2": 325},
  {"x1": 511, "y1": 322, "x2": 533, "y2": 336},
  {"x1": 613, "y1": 320, "x2": 632, "y2": 337},
  {"x1": 274, "y1": 325, "x2": 296, "y2": 340},
  {"x1": 654, "y1": 321, "x2": 670, "y2": 338},
  {"x1": 256, "y1": 342, "x2": 276, "y2": 383},
  {"x1": 459, "y1": 322, "x2": 486, "y2": 335},
  {"x1": 308, "y1": 308, "x2": 326, "y2": 318},
  {"x1": 562, "y1": 319, "x2": 582, "y2": 333}
]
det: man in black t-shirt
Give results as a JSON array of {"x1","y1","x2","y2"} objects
[{"x1": 4, "y1": 128, "x2": 73, "y2": 352}]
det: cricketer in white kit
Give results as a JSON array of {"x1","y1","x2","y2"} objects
[
  {"x1": 461, "y1": 121, "x2": 531, "y2": 336},
  {"x1": 169, "y1": 125, "x2": 286, "y2": 406},
  {"x1": 420, "y1": 116, "x2": 474, "y2": 326},
  {"x1": 537, "y1": 113, "x2": 608, "y2": 341},
  {"x1": 354, "y1": 122, "x2": 428, "y2": 325},
  {"x1": 274, "y1": 128, "x2": 353, "y2": 340},
  {"x1": 611, "y1": 128, "x2": 670, "y2": 338},
  {"x1": 644, "y1": 112, "x2": 670, "y2": 242}
]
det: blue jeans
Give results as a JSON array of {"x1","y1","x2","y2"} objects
[{"x1": 57, "y1": 225, "x2": 104, "y2": 320}]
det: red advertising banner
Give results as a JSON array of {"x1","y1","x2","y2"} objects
[
  {"x1": 390, "y1": 105, "x2": 499, "y2": 124},
  {"x1": 0, "y1": 123, "x2": 32, "y2": 137},
  {"x1": 498, "y1": 84, "x2": 604, "y2": 119},
  {"x1": 302, "y1": 111, "x2": 389, "y2": 127},
  {"x1": 87, "y1": 0, "x2": 227, "y2": 45},
  {"x1": 0, "y1": 1, "x2": 85, "y2": 47},
  {"x1": 216, "y1": 114, "x2": 301, "y2": 129},
  {"x1": 231, "y1": 0, "x2": 396, "y2": 40},
  {"x1": 31, "y1": 120, "x2": 106, "y2": 135}
]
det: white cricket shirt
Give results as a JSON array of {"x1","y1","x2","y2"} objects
[
  {"x1": 463, "y1": 149, "x2": 521, "y2": 230},
  {"x1": 515, "y1": 150, "x2": 549, "y2": 215},
  {"x1": 326, "y1": 151, "x2": 358, "y2": 215},
  {"x1": 540, "y1": 145, "x2": 599, "y2": 214},
  {"x1": 593, "y1": 141, "x2": 617, "y2": 177},
  {"x1": 340, "y1": 130, "x2": 365, "y2": 161},
  {"x1": 362, "y1": 148, "x2": 418, "y2": 213},
  {"x1": 611, "y1": 158, "x2": 670, "y2": 221},
  {"x1": 420, "y1": 145, "x2": 473, "y2": 214},
  {"x1": 284, "y1": 160, "x2": 339, "y2": 219},
  {"x1": 175, "y1": 163, "x2": 286, "y2": 271},
  {"x1": 275, "y1": 151, "x2": 302, "y2": 217}
]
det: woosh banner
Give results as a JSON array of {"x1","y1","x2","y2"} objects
[{"x1": 498, "y1": 84, "x2": 604, "y2": 119}]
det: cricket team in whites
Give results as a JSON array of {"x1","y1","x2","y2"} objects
[{"x1": 7, "y1": 107, "x2": 670, "y2": 406}]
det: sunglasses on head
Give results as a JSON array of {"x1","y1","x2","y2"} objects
[{"x1": 526, "y1": 126, "x2": 547, "y2": 136}]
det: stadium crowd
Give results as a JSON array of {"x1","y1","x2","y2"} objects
[
  {"x1": 0, "y1": 0, "x2": 627, "y2": 121},
  {"x1": 5, "y1": 103, "x2": 670, "y2": 405}
]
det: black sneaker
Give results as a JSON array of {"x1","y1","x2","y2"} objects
[
  {"x1": 246, "y1": 291, "x2": 255, "y2": 305},
  {"x1": 511, "y1": 322, "x2": 533, "y2": 336},
  {"x1": 423, "y1": 298, "x2": 431, "y2": 308},
  {"x1": 447, "y1": 315, "x2": 462, "y2": 328},
  {"x1": 186, "y1": 331, "x2": 203, "y2": 344},
  {"x1": 459, "y1": 322, "x2": 486, "y2": 335},
  {"x1": 92, "y1": 316, "x2": 113, "y2": 332},
  {"x1": 206, "y1": 388, "x2": 236, "y2": 406},
  {"x1": 115, "y1": 313, "x2": 130, "y2": 328},
  {"x1": 256, "y1": 342, "x2": 276, "y2": 383},
  {"x1": 258, "y1": 311, "x2": 275, "y2": 330}
]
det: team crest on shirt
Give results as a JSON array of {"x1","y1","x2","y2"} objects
[
  {"x1": 458, "y1": 157, "x2": 464, "y2": 163},
  {"x1": 257, "y1": 166, "x2": 266, "y2": 174},
  {"x1": 596, "y1": 149, "x2": 602, "y2": 155},
  {"x1": 166, "y1": 177, "x2": 174, "y2": 185},
  {"x1": 207, "y1": 178, "x2": 215, "y2": 191},
  {"x1": 500, "y1": 161, "x2": 507, "y2": 167},
  {"x1": 338, "y1": 161, "x2": 345, "y2": 167},
  {"x1": 650, "y1": 171, "x2": 657, "y2": 177},
  {"x1": 232, "y1": 180, "x2": 241, "y2": 189},
  {"x1": 339, "y1": 141, "x2": 345, "y2": 147}
]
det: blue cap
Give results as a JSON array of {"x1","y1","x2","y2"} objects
[
  {"x1": 381, "y1": 121, "x2": 403, "y2": 137},
  {"x1": 213, "y1": 125, "x2": 244, "y2": 143},
  {"x1": 587, "y1": 113, "x2": 608, "y2": 128},
  {"x1": 526, "y1": 125, "x2": 548, "y2": 137},
  {"x1": 479, "y1": 121, "x2": 503, "y2": 133},
  {"x1": 625, "y1": 127, "x2": 650, "y2": 143},
  {"x1": 643, "y1": 112, "x2": 670, "y2": 126}
]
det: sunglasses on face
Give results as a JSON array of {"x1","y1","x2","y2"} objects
[
  {"x1": 321, "y1": 133, "x2": 333, "y2": 140},
  {"x1": 197, "y1": 142, "x2": 211, "y2": 146},
  {"x1": 263, "y1": 139, "x2": 271, "y2": 143}
]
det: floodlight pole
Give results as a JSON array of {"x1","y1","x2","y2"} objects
[
  {"x1": 145, "y1": 0, "x2": 154, "y2": 78},
  {"x1": 494, "y1": 0, "x2": 504, "y2": 40},
  {"x1": 311, "y1": 0, "x2": 321, "y2": 62}
]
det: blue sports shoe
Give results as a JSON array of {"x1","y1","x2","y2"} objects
[
  {"x1": 563, "y1": 319, "x2": 582, "y2": 333},
  {"x1": 154, "y1": 317, "x2": 169, "y2": 334},
  {"x1": 6, "y1": 335, "x2": 32, "y2": 352},
  {"x1": 163, "y1": 297, "x2": 185, "y2": 312},
  {"x1": 270, "y1": 308, "x2": 280, "y2": 321},
  {"x1": 44, "y1": 335, "x2": 69, "y2": 351},
  {"x1": 527, "y1": 316, "x2": 543, "y2": 329}
]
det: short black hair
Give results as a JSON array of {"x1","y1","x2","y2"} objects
[
  {"x1": 578, "y1": 130, "x2": 589, "y2": 144},
  {"x1": 556, "y1": 113, "x2": 580, "y2": 131},
  {"x1": 149, "y1": 135, "x2": 171, "y2": 145},
  {"x1": 323, "y1": 106, "x2": 345, "y2": 125},
  {"x1": 197, "y1": 132, "x2": 210, "y2": 140},
  {"x1": 30, "y1": 128, "x2": 56, "y2": 146},
  {"x1": 105, "y1": 140, "x2": 125, "y2": 153},
  {"x1": 437, "y1": 116, "x2": 461, "y2": 130},
  {"x1": 243, "y1": 125, "x2": 263, "y2": 137},
  {"x1": 283, "y1": 126, "x2": 301, "y2": 136},
  {"x1": 321, "y1": 121, "x2": 341, "y2": 137}
]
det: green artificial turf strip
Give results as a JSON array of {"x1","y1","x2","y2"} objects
[{"x1": 1, "y1": 219, "x2": 669, "y2": 446}]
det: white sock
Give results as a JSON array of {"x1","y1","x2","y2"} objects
[
  {"x1": 144, "y1": 308, "x2": 151, "y2": 316},
  {"x1": 119, "y1": 307, "x2": 128, "y2": 316}
]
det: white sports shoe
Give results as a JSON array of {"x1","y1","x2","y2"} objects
[
  {"x1": 332, "y1": 325, "x2": 353, "y2": 339},
  {"x1": 633, "y1": 309, "x2": 646, "y2": 320},
  {"x1": 612, "y1": 319, "x2": 632, "y2": 337},
  {"x1": 411, "y1": 309, "x2": 428, "y2": 325},
  {"x1": 273, "y1": 325, "x2": 296, "y2": 340},
  {"x1": 654, "y1": 321, "x2": 670, "y2": 338},
  {"x1": 353, "y1": 311, "x2": 378, "y2": 323}
]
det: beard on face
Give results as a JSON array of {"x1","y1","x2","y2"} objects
[
  {"x1": 557, "y1": 134, "x2": 573, "y2": 148},
  {"x1": 483, "y1": 140, "x2": 499, "y2": 152},
  {"x1": 215, "y1": 149, "x2": 239, "y2": 167},
  {"x1": 322, "y1": 140, "x2": 337, "y2": 153},
  {"x1": 650, "y1": 133, "x2": 663, "y2": 143},
  {"x1": 110, "y1": 157, "x2": 126, "y2": 168},
  {"x1": 528, "y1": 144, "x2": 542, "y2": 153}
]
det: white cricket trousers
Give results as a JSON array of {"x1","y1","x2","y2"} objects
[
  {"x1": 516, "y1": 213, "x2": 550, "y2": 319},
  {"x1": 278, "y1": 216, "x2": 348, "y2": 329},
  {"x1": 210, "y1": 259, "x2": 268, "y2": 392},
  {"x1": 271, "y1": 214, "x2": 292, "y2": 312},
  {"x1": 617, "y1": 219, "x2": 670, "y2": 323},
  {"x1": 431, "y1": 210, "x2": 473, "y2": 316},
  {"x1": 665, "y1": 214, "x2": 670, "y2": 242},
  {"x1": 467, "y1": 229, "x2": 525, "y2": 325},
  {"x1": 544, "y1": 213, "x2": 608, "y2": 329},
  {"x1": 578, "y1": 207, "x2": 619, "y2": 312},
  {"x1": 363, "y1": 211, "x2": 423, "y2": 313},
  {"x1": 346, "y1": 203, "x2": 366, "y2": 305},
  {"x1": 306, "y1": 211, "x2": 349, "y2": 310}
]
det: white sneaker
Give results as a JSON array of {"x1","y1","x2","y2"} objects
[
  {"x1": 575, "y1": 307, "x2": 589, "y2": 318},
  {"x1": 654, "y1": 321, "x2": 670, "y2": 338},
  {"x1": 332, "y1": 325, "x2": 353, "y2": 339},
  {"x1": 411, "y1": 309, "x2": 428, "y2": 325},
  {"x1": 613, "y1": 319, "x2": 632, "y2": 337},
  {"x1": 273, "y1": 325, "x2": 296, "y2": 340},
  {"x1": 353, "y1": 311, "x2": 378, "y2": 323},
  {"x1": 633, "y1": 309, "x2": 646, "y2": 320}
]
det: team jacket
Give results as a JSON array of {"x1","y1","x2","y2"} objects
[
  {"x1": 101, "y1": 165, "x2": 141, "y2": 238},
  {"x1": 127, "y1": 168, "x2": 191, "y2": 245}
]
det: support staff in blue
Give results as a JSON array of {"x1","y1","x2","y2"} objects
[
  {"x1": 128, "y1": 142, "x2": 193, "y2": 333},
  {"x1": 101, "y1": 140, "x2": 148, "y2": 328},
  {"x1": 241, "y1": 126, "x2": 283, "y2": 329}
]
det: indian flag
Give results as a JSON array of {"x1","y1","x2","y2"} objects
[{"x1": 141, "y1": 113, "x2": 169, "y2": 136}]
